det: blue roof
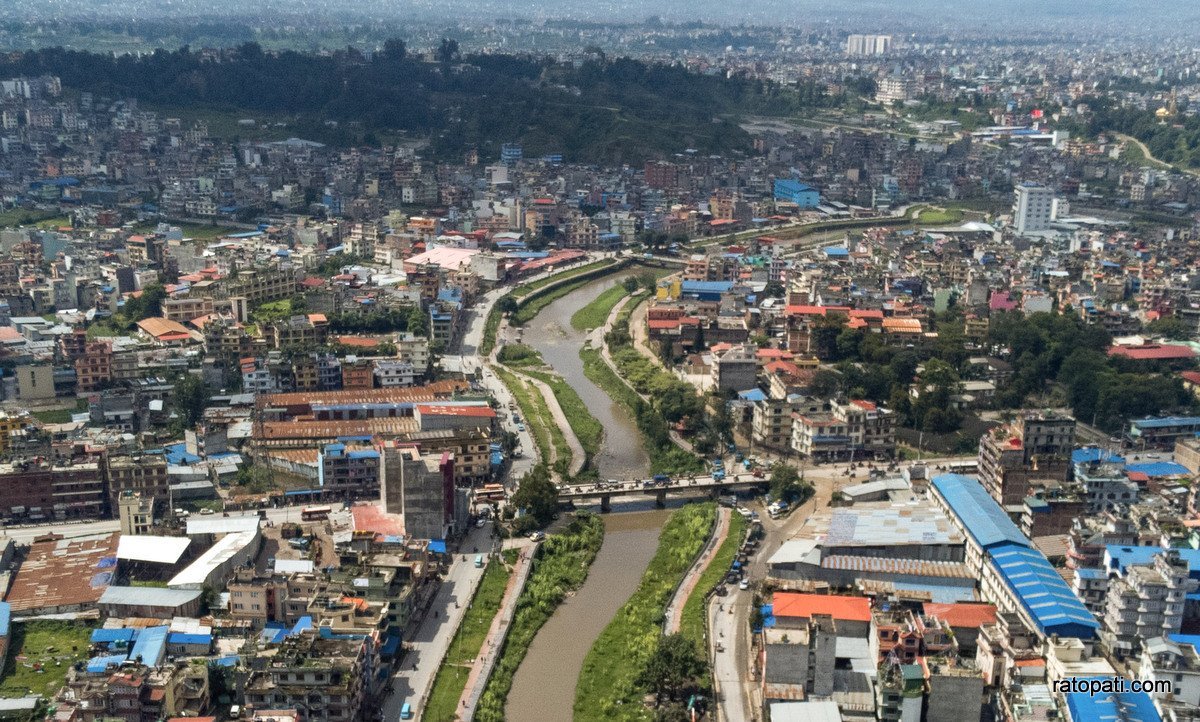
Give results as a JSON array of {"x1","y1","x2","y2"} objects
[
  {"x1": 1065, "y1": 683, "x2": 1160, "y2": 722},
  {"x1": 990, "y1": 543, "x2": 1098, "y2": 639},
  {"x1": 1132, "y1": 416, "x2": 1200, "y2": 429},
  {"x1": 1106, "y1": 545, "x2": 1160, "y2": 574},
  {"x1": 891, "y1": 581, "x2": 976, "y2": 603},
  {"x1": 290, "y1": 616, "x2": 313, "y2": 637},
  {"x1": 680, "y1": 280, "x2": 734, "y2": 294},
  {"x1": 164, "y1": 443, "x2": 201, "y2": 465},
  {"x1": 168, "y1": 632, "x2": 212, "y2": 646},
  {"x1": 1170, "y1": 634, "x2": 1200, "y2": 650},
  {"x1": 1072, "y1": 447, "x2": 1124, "y2": 465},
  {"x1": 0, "y1": 602, "x2": 9, "y2": 638},
  {"x1": 737, "y1": 388, "x2": 767, "y2": 402},
  {"x1": 213, "y1": 655, "x2": 240, "y2": 667},
  {"x1": 87, "y1": 654, "x2": 129, "y2": 674},
  {"x1": 1074, "y1": 568, "x2": 1105, "y2": 580},
  {"x1": 1126, "y1": 461, "x2": 1190, "y2": 477},
  {"x1": 347, "y1": 450, "x2": 380, "y2": 460},
  {"x1": 129, "y1": 625, "x2": 169, "y2": 666},
  {"x1": 932, "y1": 474, "x2": 1029, "y2": 549},
  {"x1": 427, "y1": 539, "x2": 448, "y2": 554},
  {"x1": 823, "y1": 246, "x2": 850, "y2": 257},
  {"x1": 90, "y1": 628, "x2": 136, "y2": 644}
]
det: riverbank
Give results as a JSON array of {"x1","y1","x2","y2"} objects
[
  {"x1": 679, "y1": 512, "x2": 747, "y2": 646},
  {"x1": 578, "y1": 292, "x2": 704, "y2": 476},
  {"x1": 573, "y1": 502, "x2": 718, "y2": 721},
  {"x1": 423, "y1": 553, "x2": 516, "y2": 722},
  {"x1": 475, "y1": 513, "x2": 604, "y2": 722},
  {"x1": 664, "y1": 506, "x2": 732, "y2": 636}
]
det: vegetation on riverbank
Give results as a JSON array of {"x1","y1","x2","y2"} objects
[
  {"x1": 679, "y1": 512, "x2": 748, "y2": 647},
  {"x1": 424, "y1": 558, "x2": 514, "y2": 722},
  {"x1": 569, "y1": 282, "x2": 630, "y2": 331},
  {"x1": 573, "y1": 502, "x2": 716, "y2": 720},
  {"x1": 512, "y1": 259, "x2": 615, "y2": 299},
  {"x1": 475, "y1": 513, "x2": 605, "y2": 722},
  {"x1": 524, "y1": 369, "x2": 604, "y2": 467},
  {"x1": 493, "y1": 366, "x2": 571, "y2": 477}
]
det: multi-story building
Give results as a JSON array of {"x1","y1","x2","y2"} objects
[
  {"x1": 374, "y1": 360, "x2": 417, "y2": 388},
  {"x1": 75, "y1": 340, "x2": 113, "y2": 392},
  {"x1": 1013, "y1": 183, "x2": 1054, "y2": 235},
  {"x1": 105, "y1": 454, "x2": 170, "y2": 511},
  {"x1": 380, "y1": 443, "x2": 456, "y2": 541},
  {"x1": 792, "y1": 399, "x2": 895, "y2": 460},
  {"x1": 243, "y1": 630, "x2": 370, "y2": 722},
  {"x1": 978, "y1": 412, "x2": 1075, "y2": 508},
  {"x1": 710, "y1": 344, "x2": 757, "y2": 392},
  {"x1": 163, "y1": 296, "x2": 215, "y2": 324},
  {"x1": 319, "y1": 442, "x2": 381, "y2": 499},
  {"x1": 1103, "y1": 550, "x2": 1196, "y2": 657},
  {"x1": 341, "y1": 359, "x2": 374, "y2": 389},
  {"x1": 0, "y1": 458, "x2": 106, "y2": 521},
  {"x1": 266, "y1": 314, "x2": 329, "y2": 350},
  {"x1": 845, "y1": 33, "x2": 893, "y2": 55}
]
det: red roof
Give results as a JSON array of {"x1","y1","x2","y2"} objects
[
  {"x1": 1181, "y1": 370, "x2": 1200, "y2": 386},
  {"x1": 1107, "y1": 344, "x2": 1197, "y2": 361},
  {"x1": 772, "y1": 592, "x2": 871, "y2": 622},
  {"x1": 849, "y1": 309, "x2": 884, "y2": 320},
  {"x1": 849, "y1": 399, "x2": 877, "y2": 411},
  {"x1": 785, "y1": 304, "x2": 828, "y2": 317},
  {"x1": 648, "y1": 319, "x2": 682, "y2": 330},
  {"x1": 415, "y1": 404, "x2": 496, "y2": 418},
  {"x1": 922, "y1": 602, "x2": 997, "y2": 629}
]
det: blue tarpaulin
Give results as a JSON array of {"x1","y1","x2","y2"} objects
[{"x1": 427, "y1": 540, "x2": 447, "y2": 554}]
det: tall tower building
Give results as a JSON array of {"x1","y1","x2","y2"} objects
[{"x1": 1013, "y1": 183, "x2": 1054, "y2": 234}]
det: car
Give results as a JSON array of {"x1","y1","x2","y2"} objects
[
  {"x1": 516, "y1": 423, "x2": 526, "y2": 432},
  {"x1": 199, "y1": 507, "x2": 215, "y2": 515},
  {"x1": 475, "y1": 518, "x2": 487, "y2": 528},
  {"x1": 529, "y1": 531, "x2": 546, "y2": 542},
  {"x1": 739, "y1": 579, "x2": 750, "y2": 591}
]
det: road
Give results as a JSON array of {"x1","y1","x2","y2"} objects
[
  {"x1": 707, "y1": 454, "x2": 974, "y2": 722},
  {"x1": 381, "y1": 522, "x2": 497, "y2": 722}
]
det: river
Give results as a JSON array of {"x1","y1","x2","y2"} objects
[{"x1": 506, "y1": 275, "x2": 659, "y2": 720}]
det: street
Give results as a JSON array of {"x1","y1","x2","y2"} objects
[{"x1": 381, "y1": 522, "x2": 497, "y2": 722}]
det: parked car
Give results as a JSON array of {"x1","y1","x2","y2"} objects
[{"x1": 530, "y1": 531, "x2": 546, "y2": 542}]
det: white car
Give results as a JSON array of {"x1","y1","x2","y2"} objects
[
  {"x1": 529, "y1": 531, "x2": 546, "y2": 542},
  {"x1": 739, "y1": 579, "x2": 749, "y2": 591}
]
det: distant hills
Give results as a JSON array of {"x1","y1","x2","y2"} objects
[{"x1": 0, "y1": 45, "x2": 838, "y2": 163}]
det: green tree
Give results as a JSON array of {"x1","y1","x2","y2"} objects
[
  {"x1": 809, "y1": 369, "x2": 842, "y2": 398},
  {"x1": 636, "y1": 634, "x2": 707, "y2": 703},
  {"x1": 510, "y1": 465, "x2": 558, "y2": 527},
  {"x1": 1146, "y1": 315, "x2": 1190, "y2": 340},
  {"x1": 124, "y1": 283, "x2": 167, "y2": 321},
  {"x1": 173, "y1": 374, "x2": 210, "y2": 428},
  {"x1": 407, "y1": 305, "x2": 429, "y2": 337},
  {"x1": 496, "y1": 296, "x2": 519, "y2": 316},
  {"x1": 769, "y1": 462, "x2": 812, "y2": 504},
  {"x1": 622, "y1": 276, "x2": 640, "y2": 294}
]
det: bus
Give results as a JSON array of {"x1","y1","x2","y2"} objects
[
  {"x1": 475, "y1": 484, "x2": 506, "y2": 502},
  {"x1": 301, "y1": 505, "x2": 332, "y2": 522},
  {"x1": 945, "y1": 461, "x2": 979, "y2": 475}
]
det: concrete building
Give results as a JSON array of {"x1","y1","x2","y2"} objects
[
  {"x1": 845, "y1": 33, "x2": 893, "y2": 56},
  {"x1": 1102, "y1": 550, "x2": 1196, "y2": 657},
  {"x1": 15, "y1": 364, "x2": 54, "y2": 400},
  {"x1": 1013, "y1": 183, "x2": 1054, "y2": 235},
  {"x1": 243, "y1": 630, "x2": 370, "y2": 722},
  {"x1": 380, "y1": 443, "x2": 455, "y2": 540},
  {"x1": 978, "y1": 412, "x2": 1074, "y2": 508}
]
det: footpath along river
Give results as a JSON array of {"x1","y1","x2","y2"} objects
[{"x1": 505, "y1": 275, "x2": 664, "y2": 721}]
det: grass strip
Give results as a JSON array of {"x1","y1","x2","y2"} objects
[
  {"x1": 424, "y1": 559, "x2": 514, "y2": 722},
  {"x1": 678, "y1": 512, "x2": 748, "y2": 647},
  {"x1": 524, "y1": 369, "x2": 603, "y2": 463},
  {"x1": 569, "y1": 282, "x2": 628, "y2": 331},
  {"x1": 573, "y1": 503, "x2": 716, "y2": 721},
  {"x1": 511, "y1": 259, "x2": 614, "y2": 299},
  {"x1": 493, "y1": 366, "x2": 571, "y2": 477},
  {"x1": 475, "y1": 513, "x2": 604, "y2": 722}
]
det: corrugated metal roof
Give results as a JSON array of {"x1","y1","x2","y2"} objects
[
  {"x1": 932, "y1": 474, "x2": 1029, "y2": 550},
  {"x1": 116, "y1": 535, "x2": 191, "y2": 565},
  {"x1": 990, "y1": 543, "x2": 1098, "y2": 638}
]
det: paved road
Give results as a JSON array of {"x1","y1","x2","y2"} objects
[{"x1": 381, "y1": 522, "x2": 498, "y2": 722}]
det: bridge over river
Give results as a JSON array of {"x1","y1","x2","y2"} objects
[{"x1": 559, "y1": 472, "x2": 768, "y2": 511}]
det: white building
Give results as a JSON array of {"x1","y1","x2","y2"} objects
[
  {"x1": 846, "y1": 34, "x2": 893, "y2": 56},
  {"x1": 1013, "y1": 183, "x2": 1054, "y2": 234}
]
